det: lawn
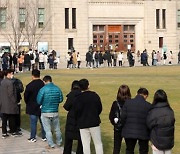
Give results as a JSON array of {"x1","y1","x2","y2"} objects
[{"x1": 17, "y1": 65, "x2": 180, "y2": 154}]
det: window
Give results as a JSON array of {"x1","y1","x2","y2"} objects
[
  {"x1": 93, "y1": 25, "x2": 98, "y2": 31},
  {"x1": 93, "y1": 40, "x2": 97, "y2": 43},
  {"x1": 177, "y1": 10, "x2": 180, "y2": 28},
  {"x1": 156, "y1": 9, "x2": 160, "y2": 29},
  {"x1": 68, "y1": 38, "x2": 73, "y2": 50},
  {"x1": 19, "y1": 8, "x2": 26, "y2": 28},
  {"x1": 129, "y1": 25, "x2": 135, "y2": 31},
  {"x1": 65, "y1": 8, "x2": 69, "y2": 29},
  {"x1": 100, "y1": 35, "x2": 103, "y2": 38},
  {"x1": 109, "y1": 35, "x2": 112, "y2": 39},
  {"x1": 124, "y1": 25, "x2": 128, "y2": 31},
  {"x1": 123, "y1": 25, "x2": 135, "y2": 31},
  {"x1": 0, "y1": 8, "x2": 6, "y2": 29},
  {"x1": 72, "y1": 8, "x2": 76, "y2": 29},
  {"x1": 93, "y1": 35, "x2": 97, "y2": 39},
  {"x1": 115, "y1": 35, "x2": 119, "y2": 38},
  {"x1": 99, "y1": 25, "x2": 104, "y2": 31},
  {"x1": 100, "y1": 40, "x2": 103, "y2": 43},
  {"x1": 162, "y1": 9, "x2": 166, "y2": 29},
  {"x1": 159, "y1": 37, "x2": 163, "y2": 48},
  {"x1": 38, "y1": 8, "x2": 45, "y2": 28}
]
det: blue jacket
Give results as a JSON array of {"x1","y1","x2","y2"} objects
[{"x1": 37, "y1": 82, "x2": 63, "y2": 113}]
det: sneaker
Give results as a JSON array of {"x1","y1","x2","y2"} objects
[
  {"x1": 11, "y1": 132, "x2": 22, "y2": 137},
  {"x1": 42, "y1": 138, "x2": 47, "y2": 142},
  {"x1": 2, "y1": 134, "x2": 9, "y2": 139},
  {"x1": 45, "y1": 145, "x2": 55, "y2": 150},
  {"x1": 28, "y1": 138, "x2": 37, "y2": 142}
]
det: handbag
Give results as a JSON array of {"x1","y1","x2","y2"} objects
[{"x1": 114, "y1": 101, "x2": 122, "y2": 131}]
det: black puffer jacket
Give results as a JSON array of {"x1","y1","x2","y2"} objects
[
  {"x1": 121, "y1": 95, "x2": 151, "y2": 140},
  {"x1": 147, "y1": 102, "x2": 175, "y2": 150},
  {"x1": 64, "y1": 90, "x2": 81, "y2": 139}
]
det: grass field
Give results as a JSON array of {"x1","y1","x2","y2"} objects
[{"x1": 17, "y1": 65, "x2": 180, "y2": 154}]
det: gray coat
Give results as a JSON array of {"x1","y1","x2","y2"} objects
[{"x1": 0, "y1": 78, "x2": 18, "y2": 114}]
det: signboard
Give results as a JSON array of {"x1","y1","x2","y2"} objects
[
  {"x1": 127, "y1": 44, "x2": 131, "y2": 50},
  {"x1": 38, "y1": 42, "x2": 48, "y2": 52}
]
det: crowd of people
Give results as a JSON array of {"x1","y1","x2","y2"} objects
[
  {"x1": 0, "y1": 49, "x2": 59, "y2": 72},
  {"x1": 0, "y1": 68, "x2": 175, "y2": 154},
  {"x1": 66, "y1": 49, "x2": 180, "y2": 69},
  {"x1": 0, "y1": 48, "x2": 180, "y2": 71}
]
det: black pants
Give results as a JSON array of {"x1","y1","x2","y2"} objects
[
  {"x1": 63, "y1": 136, "x2": 83, "y2": 154},
  {"x1": 113, "y1": 130, "x2": 122, "y2": 154},
  {"x1": 15, "y1": 105, "x2": 21, "y2": 130},
  {"x1": 2, "y1": 113, "x2": 17, "y2": 134},
  {"x1": 125, "y1": 138, "x2": 149, "y2": 154},
  {"x1": 119, "y1": 61, "x2": 122, "y2": 66},
  {"x1": 77, "y1": 61, "x2": 81, "y2": 68}
]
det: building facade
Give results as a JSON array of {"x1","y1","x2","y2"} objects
[{"x1": 0, "y1": 0, "x2": 180, "y2": 57}]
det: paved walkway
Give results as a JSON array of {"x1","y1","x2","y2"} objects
[{"x1": 0, "y1": 128, "x2": 66, "y2": 154}]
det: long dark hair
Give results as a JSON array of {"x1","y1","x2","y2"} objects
[
  {"x1": 117, "y1": 84, "x2": 131, "y2": 103},
  {"x1": 152, "y1": 89, "x2": 169, "y2": 105}
]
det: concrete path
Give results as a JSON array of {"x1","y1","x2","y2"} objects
[{"x1": 0, "y1": 128, "x2": 66, "y2": 154}]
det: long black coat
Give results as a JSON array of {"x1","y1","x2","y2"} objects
[
  {"x1": 63, "y1": 90, "x2": 81, "y2": 139},
  {"x1": 147, "y1": 102, "x2": 175, "y2": 150},
  {"x1": 121, "y1": 95, "x2": 151, "y2": 140}
]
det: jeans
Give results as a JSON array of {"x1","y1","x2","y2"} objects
[
  {"x1": 80, "y1": 126, "x2": 103, "y2": 154},
  {"x1": 30, "y1": 115, "x2": 46, "y2": 139},
  {"x1": 125, "y1": 138, "x2": 149, "y2": 154},
  {"x1": 41, "y1": 114, "x2": 62, "y2": 147}
]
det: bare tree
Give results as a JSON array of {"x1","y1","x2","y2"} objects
[
  {"x1": 0, "y1": 0, "x2": 51, "y2": 52},
  {"x1": 0, "y1": 2, "x2": 26, "y2": 53},
  {"x1": 23, "y1": 0, "x2": 51, "y2": 51}
]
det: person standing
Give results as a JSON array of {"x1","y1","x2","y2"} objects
[
  {"x1": 77, "y1": 52, "x2": 81, "y2": 69},
  {"x1": 12, "y1": 75, "x2": 24, "y2": 132},
  {"x1": 74, "y1": 79, "x2": 103, "y2": 154},
  {"x1": 109, "y1": 85, "x2": 131, "y2": 154},
  {"x1": 178, "y1": 51, "x2": 180, "y2": 64},
  {"x1": 24, "y1": 69, "x2": 46, "y2": 142},
  {"x1": 168, "y1": 51, "x2": 173, "y2": 65},
  {"x1": 163, "y1": 52, "x2": 167, "y2": 65},
  {"x1": 147, "y1": 89, "x2": 175, "y2": 154},
  {"x1": 0, "y1": 69, "x2": 22, "y2": 138},
  {"x1": 117, "y1": 52, "x2": 123, "y2": 67},
  {"x1": 37, "y1": 75, "x2": 63, "y2": 149},
  {"x1": 12, "y1": 53, "x2": 18, "y2": 73},
  {"x1": 0, "y1": 70, "x2": 4, "y2": 126},
  {"x1": 121, "y1": 88, "x2": 151, "y2": 154},
  {"x1": 63, "y1": 80, "x2": 83, "y2": 154}
]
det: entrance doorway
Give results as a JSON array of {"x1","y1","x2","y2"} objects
[{"x1": 93, "y1": 25, "x2": 135, "y2": 52}]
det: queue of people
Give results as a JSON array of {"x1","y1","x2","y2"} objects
[
  {"x1": 0, "y1": 69, "x2": 175, "y2": 154},
  {"x1": 0, "y1": 49, "x2": 60, "y2": 72}
]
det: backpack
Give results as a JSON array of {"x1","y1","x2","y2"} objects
[
  {"x1": 114, "y1": 101, "x2": 122, "y2": 131},
  {"x1": 12, "y1": 78, "x2": 24, "y2": 103},
  {"x1": 30, "y1": 53, "x2": 34, "y2": 60}
]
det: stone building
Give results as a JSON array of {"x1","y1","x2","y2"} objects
[{"x1": 0, "y1": 0, "x2": 180, "y2": 58}]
